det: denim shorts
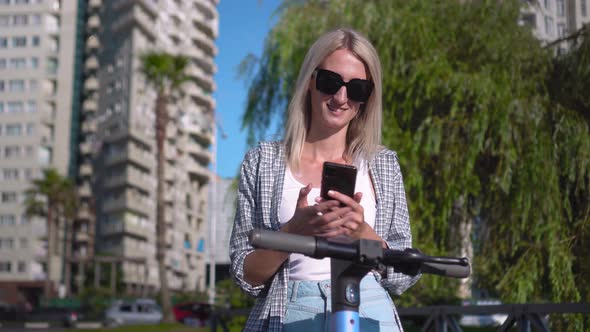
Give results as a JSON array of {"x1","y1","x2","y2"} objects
[{"x1": 283, "y1": 274, "x2": 402, "y2": 332}]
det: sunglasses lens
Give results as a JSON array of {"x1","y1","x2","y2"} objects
[
  {"x1": 316, "y1": 70, "x2": 342, "y2": 95},
  {"x1": 348, "y1": 80, "x2": 373, "y2": 103},
  {"x1": 315, "y1": 69, "x2": 373, "y2": 102}
]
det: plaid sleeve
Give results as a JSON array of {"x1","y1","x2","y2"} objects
[
  {"x1": 229, "y1": 146, "x2": 266, "y2": 297},
  {"x1": 379, "y1": 152, "x2": 421, "y2": 295}
]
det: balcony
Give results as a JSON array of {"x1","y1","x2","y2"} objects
[
  {"x1": 186, "y1": 65, "x2": 214, "y2": 91},
  {"x1": 84, "y1": 77, "x2": 99, "y2": 91},
  {"x1": 87, "y1": 15, "x2": 101, "y2": 31},
  {"x1": 190, "y1": 28, "x2": 217, "y2": 56},
  {"x1": 187, "y1": 159, "x2": 210, "y2": 183},
  {"x1": 185, "y1": 144, "x2": 212, "y2": 164},
  {"x1": 89, "y1": 0, "x2": 102, "y2": 9},
  {"x1": 86, "y1": 35, "x2": 100, "y2": 51},
  {"x1": 84, "y1": 56, "x2": 99, "y2": 72},
  {"x1": 112, "y1": 6, "x2": 157, "y2": 40},
  {"x1": 77, "y1": 205, "x2": 91, "y2": 220},
  {"x1": 113, "y1": 0, "x2": 159, "y2": 18},
  {"x1": 83, "y1": 99, "x2": 98, "y2": 112},
  {"x1": 82, "y1": 119, "x2": 97, "y2": 134},
  {"x1": 80, "y1": 141, "x2": 92, "y2": 155},
  {"x1": 79, "y1": 163, "x2": 93, "y2": 177},
  {"x1": 78, "y1": 184, "x2": 91, "y2": 198}
]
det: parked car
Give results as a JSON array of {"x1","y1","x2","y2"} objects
[
  {"x1": 172, "y1": 302, "x2": 212, "y2": 326},
  {"x1": 27, "y1": 307, "x2": 83, "y2": 327},
  {"x1": 103, "y1": 298, "x2": 163, "y2": 327}
]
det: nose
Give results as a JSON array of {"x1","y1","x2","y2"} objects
[{"x1": 332, "y1": 85, "x2": 348, "y2": 104}]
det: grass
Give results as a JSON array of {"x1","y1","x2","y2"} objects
[{"x1": 73, "y1": 323, "x2": 208, "y2": 332}]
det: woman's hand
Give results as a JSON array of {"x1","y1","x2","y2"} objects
[
  {"x1": 281, "y1": 184, "x2": 353, "y2": 237},
  {"x1": 323, "y1": 190, "x2": 369, "y2": 240}
]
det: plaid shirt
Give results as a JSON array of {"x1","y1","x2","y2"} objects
[{"x1": 229, "y1": 141, "x2": 420, "y2": 331}]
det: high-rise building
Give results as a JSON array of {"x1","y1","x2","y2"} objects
[
  {"x1": 88, "y1": 0, "x2": 218, "y2": 295},
  {"x1": 0, "y1": 0, "x2": 218, "y2": 305},
  {"x1": 521, "y1": 0, "x2": 589, "y2": 51},
  {"x1": 0, "y1": 0, "x2": 84, "y2": 304}
]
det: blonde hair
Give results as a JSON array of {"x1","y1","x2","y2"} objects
[{"x1": 284, "y1": 28, "x2": 383, "y2": 170}]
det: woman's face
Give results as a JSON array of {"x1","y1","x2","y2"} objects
[{"x1": 308, "y1": 48, "x2": 368, "y2": 134}]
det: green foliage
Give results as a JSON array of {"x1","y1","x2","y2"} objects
[
  {"x1": 140, "y1": 52, "x2": 190, "y2": 93},
  {"x1": 215, "y1": 278, "x2": 255, "y2": 330},
  {"x1": 239, "y1": 2, "x2": 590, "y2": 328}
]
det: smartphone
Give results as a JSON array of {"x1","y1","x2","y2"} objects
[{"x1": 320, "y1": 162, "x2": 357, "y2": 201}]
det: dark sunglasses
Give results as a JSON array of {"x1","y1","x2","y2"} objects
[{"x1": 314, "y1": 68, "x2": 374, "y2": 103}]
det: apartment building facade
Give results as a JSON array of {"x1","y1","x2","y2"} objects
[
  {"x1": 89, "y1": 0, "x2": 218, "y2": 295},
  {"x1": 0, "y1": 0, "x2": 83, "y2": 304},
  {"x1": 0, "y1": 0, "x2": 218, "y2": 305},
  {"x1": 521, "y1": 0, "x2": 589, "y2": 50}
]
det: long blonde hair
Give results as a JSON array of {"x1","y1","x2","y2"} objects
[{"x1": 284, "y1": 28, "x2": 383, "y2": 170}]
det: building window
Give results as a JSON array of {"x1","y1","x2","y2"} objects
[
  {"x1": 0, "y1": 101, "x2": 3, "y2": 113},
  {"x1": 557, "y1": 23, "x2": 567, "y2": 38},
  {"x1": 0, "y1": 215, "x2": 16, "y2": 225},
  {"x1": 27, "y1": 100, "x2": 37, "y2": 112},
  {"x1": 13, "y1": 14, "x2": 28, "y2": 26},
  {"x1": 6, "y1": 123, "x2": 22, "y2": 136},
  {"x1": 0, "y1": 262, "x2": 11, "y2": 273},
  {"x1": 17, "y1": 262, "x2": 26, "y2": 273},
  {"x1": 29, "y1": 79, "x2": 38, "y2": 91},
  {"x1": 556, "y1": 0, "x2": 565, "y2": 16},
  {"x1": 26, "y1": 123, "x2": 34, "y2": 135},
  {"x1": 1, "y1": 191, "x2": 17, "y2": 203},
  {"x1": 544, "y1": 0, "x2": 550, "y2": 10},
  {"x1": 0, "y1": 37, "x2": 7, "y2": 48},
  {"x1": 31, "y1": 57, "x2": 39, "y2": 68},
  {"x1": 544, "y1": 15, "x2": 554, "y2": 36},
  {"x1": 0, "y1": 15, "x2": 9, "y2": 27},
  {"x1": 31, "y1": 14, "x2": 41, "y2": 25},
  {"x1": 3, "y1": 168, "x2": 18, "y2": 180},
  {"x1": 0, "y1": 58, "x2": 5, "y2": 69},
  {"x1": 31, "y1": 35, "x2": 40, "y2": 47},
  {"x1": 9, "y1": 79, "x2": 25, "y2": 92},
  {"x1": 7, "y1": 101, "x2": 23, "y2": 113},
  {"x1": 0, "y1": 0, "x2": 10, "y2": 6},
  {"x1": 582, "y1": 0, "x2": 588, "y2": 17},
  {"x1": 12, "y1": 36, "x2": 27, "y2": 47},
  {"x1": 4, "y1": 146, "x2": 20, "y2": 158},
  {"x1": 10, "y1": 57, "x2": 26, "y2": 69},
  {"x1": 20, "y1": 238, "x2": 28, "y2": 248}
]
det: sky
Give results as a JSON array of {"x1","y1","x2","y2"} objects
[{"x1": 213, "y1": 0, "x2": 282, "y2": 178}]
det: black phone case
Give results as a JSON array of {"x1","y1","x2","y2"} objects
[{"x1": 320, "y1": 162, "x2": 357, "y2": 200}]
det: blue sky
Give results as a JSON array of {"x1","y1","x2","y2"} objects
[{"x1": 213, "y1": 0, "x2": 282, "y2": 178}]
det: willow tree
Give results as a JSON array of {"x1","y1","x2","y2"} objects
[
  {"x1": 239, "y1": 0, "x2": 589, "y2": 327},
  {"x1": 25, "y1": 168, "x2": 79, "y2": 300},
  {"x1": 140, "y1": 52, "x2": 190, "y2": 323}
]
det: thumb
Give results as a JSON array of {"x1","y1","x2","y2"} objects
[
  {"x1": 354, "y1": 192, "x2": 363, "y2": 203},
  {"x1": 296, "y1": 184, "x2": 312, "y2": 208}
]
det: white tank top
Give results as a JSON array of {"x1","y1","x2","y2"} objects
[{"x1": 279, "y1": 162, "x2": 376, "y2": 280}]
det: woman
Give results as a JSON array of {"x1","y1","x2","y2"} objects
[{"x1": 230, "y1": 28, "x2": 420, "y2": 331}]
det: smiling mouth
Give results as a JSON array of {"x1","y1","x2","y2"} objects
[{"x1": 327, "y1": 104, "x2": 347, "y2": 113}]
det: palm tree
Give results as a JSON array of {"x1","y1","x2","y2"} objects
[
  {"x1": 140, "y1": 51, "x2": 190, "y2": 323},
  {"x1": 25, "y1": 168, "x2": 79, "y2": 301}
]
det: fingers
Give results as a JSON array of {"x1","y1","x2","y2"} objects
[{"x1": 296, "y1": 184, "x2": 312, "y2": 208}]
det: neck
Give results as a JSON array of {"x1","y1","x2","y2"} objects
[{"x1": 302, "y1": 127, "x2": 349, "y2": 164}]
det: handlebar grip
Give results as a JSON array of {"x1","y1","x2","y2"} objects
[
  {"x1": 249, "y1": 229, "x2": 317, "y2": 256},
  {"x1": 421, "y1": 259, "x2": 471, "y2": 278}
]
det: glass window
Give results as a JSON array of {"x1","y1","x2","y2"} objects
[
  {"x1": 26, "y1": 123, "x2": 34, "y2": 135},
  {"x1": 544, "y1": 0, "x2": 550, "y2": 10},
  {"x1": 544, "y1": 16, "x2": 554, "y2": 36},
  {"x1": 31, "y1": 35, "x2": 40, "y2": 47},
  {"x1": 27, "y1": 100, "x2": 37, "y2": 112},
  {"x1": 0, "y1": 102, "x2": 3, "y2": 113},
  {"x1": 17, "y1": 262, "x2": 26, "y2": 273},
  {"x1": 13, "y1": 15, "x2": 28, "y2": 26},
  {"x1": 582, "y1": 0, "x2": 588, "y2": 17},
  {"x1": 7, "y1": 101, "x2": 23, "y2": 113},
  {"x1": 0, "y1": 37, "x2": 6, "y2": 48},
  {"x1": 0, "y1": 0, "x2": 10, "y2": 6},
  {"x1": 30, "y1": 57, "x2": 39, "y2": 68},
  {"x1": 556, "y1": 0, "x2": 565, "y2": 16},
  {"x1": 0, "y1": 262, "x2": 12, "y2": 272},
  {"x1": 557, "y1": 23, "x2": 567, "y2": 38},
  {"x1": 0, "y1": 80, "x2": 4, "y2": 91},
  {"x1": 20, "y1": 238, "x2": 28, "y2": 248},
  {"x1": 0, "y1": 15, "x2": 9, "y2": 27},
  {"x1": 15, "y1": 0, "x2": 30, "y2": 3},
  {"x1": 9, "y1": 79, "x2": 25, "y2": 92},
  {"x1": 29, "y1": 79, "x2": 38, "y2": 91},
  {"x1": 3, "y1": 168, "x2": 18, "y2": 180},
  {"x1": 1, "y1": 191, "x2": 17, "y2": 202},
  {"x1": 0, "y1": 215, "x2": 16, "y2": 225},
  {"x1": 0, "y1": 58, "x2": 5, "y2": 69},
  {"x1": 4, "y1": 146, "x2": 20, "y2": 158},
  {"x1": 12, "y1": 36, "x2": 27, "y2": 47},
  {"x1": 31, "y1": 14, "x2": 41, "y2": 25},
  {"x1": 24, "y1": 145, "x2": 34, "y2": 157},
  {"x1": 47, "y1": 58, "x2": 58, "y2": 74},
  {"x1": 10, "y1": 57, "x2": 26, "y2": 69},
  {"x1": 6, "y1": 124, "x2": 22, "y2": 136}
]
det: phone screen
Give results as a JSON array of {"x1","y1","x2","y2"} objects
[{"x1": 320, "y1": 162, "x2": 357, "y2": 200}]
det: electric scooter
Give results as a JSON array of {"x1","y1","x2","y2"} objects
[{"x1": 250, "y1": 229, "x2": 471, "y2": 332}]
